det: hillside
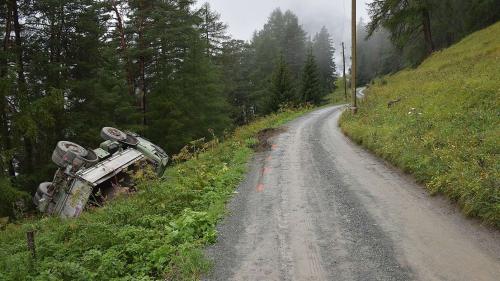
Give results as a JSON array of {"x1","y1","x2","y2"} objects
[
  {"x1": 340, "y1": 22, "x2": 500, "y2": 227},
  {"x1": 0, "y1": 107, "x2": 312, "y2": 280}
]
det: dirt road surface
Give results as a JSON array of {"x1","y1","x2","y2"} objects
[{"x1": 205, "y1": 106, "x2": 500, "y2": 281}]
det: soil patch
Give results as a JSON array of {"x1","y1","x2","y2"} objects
[{"x1": 254, "y1": 127, "x2": 286, "y2": 152}]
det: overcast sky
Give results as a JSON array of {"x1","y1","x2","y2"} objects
[{"x1": 195, "y1": 0, "x2": 371, "y2": 69}]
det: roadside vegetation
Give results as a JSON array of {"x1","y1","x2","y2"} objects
[
  {"x1": 325, "y1": 78, "x2": 349, "y2": 105},
  {"x1": 340, "y1": 22, "x2": 500, "y2": 227},
  {"x1": 0, "y1": 3, "x2": 337, "y2": 218},
  {"x1": 0, "y1": 106, "x2": 313, "y2": 280}
]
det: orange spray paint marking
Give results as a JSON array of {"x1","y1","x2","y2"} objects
[
  {"x1": 271, "y1": 144, "x2": 278, "y2": 150},
  {"x1": 256, "y1": 183, "x2": 265, "y2": 192}
]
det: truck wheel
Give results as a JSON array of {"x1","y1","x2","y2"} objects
[
  {"x1": 55, "y1": 141, "x2": 88, "y2": 157},
  {"x1": 83, "y1": 149, "x2": 99, "y2": 167},
  {"x1": 51, "y1": 150, "x2": 67, "y2": 167},
  {"x1": 101, "y1": 127, "x2": 127, "y2": 142},
  {"x1": 52, "y1": 141, "x2": 89, "y2": 167},
  {"x1": 33, "y1": 182, "x2": 52, "y2": 208}
]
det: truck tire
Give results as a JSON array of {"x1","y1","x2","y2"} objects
[
  {"x1": 83, "y1": 149, "x2": 99, "y2": 167},
  {"x1": 33, "y1": 182, "x2": 52, "y2": 209},
  {"x1": 101, "y1": 127, "x2": 127, "y2": 142},
  {"x1": 51, "y1": 150, "x2": 67, "y2": 167},
  {"x1": 52, "y1": 141, "x2": 88, "y2": 167},
  {"x1": 55, "y1": 141, "x2": 88, "y2": 157}
]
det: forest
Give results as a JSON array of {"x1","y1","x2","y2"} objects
[
  {"x1": 1, "y1": 0, "x2": 499, "y2": 217},
  {"x1": 0, "y1": 1, "x2": 336, "y2": 217}
]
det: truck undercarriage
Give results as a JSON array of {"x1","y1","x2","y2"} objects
[{"x1": 33, "y1": 127, "x2": 169, "y2": 218}]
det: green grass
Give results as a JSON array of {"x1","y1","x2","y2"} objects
[
  {"x1": 0, "y1": 106, "x2": 313, "y2": 281},
  {"x1": 325, "y1": 78, "x2": 350, "y2": 105},
  {"x1": 340, "y1": 22, "x2": 500, "y2": 227}
]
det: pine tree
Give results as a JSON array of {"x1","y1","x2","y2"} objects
[
  {"x1": 148, "y1": 36, "x2": 231, "y2": 152},
  {"x1": 312, "y1": 26, "x2": 336, "y2": 96},
  {"x1": 368, "y1": 0, "x2": 435, "y2": 55},
  {"x1": 270, "y1": 54, "x2": 296, "y2": 111},
  {"x1": 301, "y1": 50, "x2": 322, "y2": 105},
  {"x1": 282, "y1": 11, "x2": 307, "y2": 79},
  {"x1": 220, "y1": 39, "x2": 254, "y2": 124},
  {"x1": 249, "y1": 9, "x2": 307, "y2": 114},
  {"x1": 198, "y1": 2, "x2": 229, "y2": 58}
]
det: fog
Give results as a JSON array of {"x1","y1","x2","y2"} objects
[{"x1": 196, "y1": 0, "x2": 372, "y2": 68}]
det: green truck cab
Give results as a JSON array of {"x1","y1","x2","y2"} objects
[{"x1": 33, "y1": 127, "x2": 169, "y2": 218}]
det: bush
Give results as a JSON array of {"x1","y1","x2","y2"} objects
[{"x1": 0, "y1": 177, "x2": 30, "y2": 219}]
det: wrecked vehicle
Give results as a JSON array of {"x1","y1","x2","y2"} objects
[{"x1": 33, "y1": 127, "x2": 169, "y2": 218}]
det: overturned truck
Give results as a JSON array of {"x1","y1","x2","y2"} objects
[{"x1": 33, "y1": 127, "x2": 169, "y2": 218}]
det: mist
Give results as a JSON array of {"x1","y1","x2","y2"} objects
[{"x1": 196, "y1": 0, "x2": 372, "y2": 67}]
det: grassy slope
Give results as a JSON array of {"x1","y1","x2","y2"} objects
[
  {"x1": 340, "y1": 22, "x2": 500, "y2": 227},
  {"x1": 325, "y1": 78, "x2": 350, "y2": 105},
  {"x1": 0, "y1": 107, "x2": 313, "y2": 281}
]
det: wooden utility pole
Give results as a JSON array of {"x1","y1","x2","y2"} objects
[
  {"x1": 351, "y1": 0, "x2": 357, "y2": 113},
  {"x1": 341, "y1": 42, "x2": 347, "y2": 102}
]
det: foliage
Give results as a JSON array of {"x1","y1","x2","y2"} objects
[
  {"x1": 312, "y1": 26, "x2": 337, "y2": 95},
  {"x1": 0, "y1": 177, "x2": 29, "y2": 219},
  {"x1": 197, "y1": 2, "x2": 229, "y2": 57},
  {"x1": 0, "y1": 2, "x2": 335, "y2": 214},
  {"x1": 270, "y1": 54, "x2": 297, "y2": 111},
  {"x1": 340, "y1": 23, "x2": 500, "y2": 227},
  {"x1": 365, "y1": 0, "x2": 500, "y2": 71},
  {"x1": 356, "y1": 20, "x2": 403, "y2": 85},
  {"x1": 247, "y1": 9, "x2": 336, "y2": 114},
  {"x1": 325, "y1": 78, "x2": 350, "y2": 105},
  {"x1": 301, "y1": 49, "x2": 322, "y2": 105},
  {"x1": 0, "y1": 106, "x2": 313, "y2": 280}
]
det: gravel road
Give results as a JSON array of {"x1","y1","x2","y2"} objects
[{"x1": 205, "y1": 106, "x2": 500, "y2": 281}]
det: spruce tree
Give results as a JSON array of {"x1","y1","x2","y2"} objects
[
  {"x1": 249, "y1": 9, "x2": 308, "y2": 114},
  {"x1": 282, "y1": 11, "x2": 307, "y2": 78},
  {"x1": 301, "y1": 50, "x2": 322, "y2": 105},
  {"x1": 312, "y1": 26, "x2": 336, "y2": 96},
  {"x1": 270, "y1": 54, "x2": 296, "y2": 111},
  {"x1": 198, "y1": 3, "x2": 229, "y2": 57}
]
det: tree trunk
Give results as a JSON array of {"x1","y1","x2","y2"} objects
[
  {"x1": 12, "y1": 0, "x2": 34, "y2": 173},
  {"x1": 1, "y1": 1, "x2": 15, "y2": 177},
  {"x1": 138, "y1": 9, "x2": 147, "y2": 126},
  {"x1": 2, "y1": 2, "x2": 12, "y2": 52},
  {"x1": 422, "y1": 8, "x2": 434, "y2": 54},
  {"x1": 139, "y1": 56, "x2": 146, "y2": 126},
  {"x1": 205, "y1": 5, "x2": 210, "y2": 57},
  {"x1": 111, "y1": 1, "x2": 135, "y2": 97},
  {"x1": 1, "y1": 111, "x2": 15, "y2": 177},
  {"x1": 12, "y1": 0, "x2": 25, "y2": 88}
]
